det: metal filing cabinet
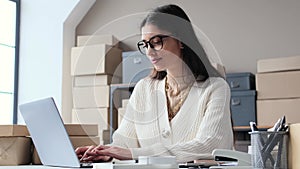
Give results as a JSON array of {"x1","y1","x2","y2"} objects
[
  {"x1": 231, "y1": 90, "x2": 256, "y2": 126},
  {"x1": 226, "y1": 72, "x2": 255, "y2": 90},
  {"x1": 226, "y1": 72, "x2": 256, "y2": 126},
  {"x1": 122, "y1": 51, "x2": 153, "y2": 84}
]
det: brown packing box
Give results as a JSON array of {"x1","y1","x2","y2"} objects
[
  {"x1": 0, "y1": 137, "x2": 31, "y2": 165},
  {"x1": 117, "y1": 107, "x2": 126, "y2": 127},
  {"x1": 72, "y1": 108, "x2": 115, "y2": 138},
  {"x1": 71, "y1": 44, "x2": 122, "y2": 76},
  {"x1": 64, "y1": 124, "x2": 98, "y2": 136},
  {"x1": 32, "y1": 136, "x2": 100, "y2": 165},
  {"x1": 289, "y1": 123, "x2": 300, "y2": 169},
  {"x1": 70, "y1": 136, "x2": 100, "y2": 148},
  {"x1": 256, "y1": 71, "x2": 300, "y2": 99},
  {"x1": 0, "y1": 124, "x2": 98, "y2": 137},
  {"x1": 77, "y1": 35, "x2": 119, "y2": 47},
  {"x1": 257, "y1": 98, "x2": 300, "y2": 126},
  {"x1": 102, "y1": 130, "x2": 110, "y2": 143},
  {"x1": 74, "y1": 74, "x2": 121, "y2": 87},
  {"x1": 0, "y1": 125, "x2": 29, "y2": 136},
  {"x1": 257, "y1": 55, "x2": 300, "y2": 73},
  {"x1": 122, "y1": 99, "x2": 129, "y2": 108},
  {"x1": 73, "y1": 85, "x2": 110, "y2": 108}
]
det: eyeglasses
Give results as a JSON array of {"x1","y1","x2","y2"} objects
[{"x1": 137, "y1": 35, "x2": 170, "y2": 55}]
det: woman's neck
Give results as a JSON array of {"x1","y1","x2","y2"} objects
[{"x1": 166, "y1": 70, "x2": 195, "y2": 91}]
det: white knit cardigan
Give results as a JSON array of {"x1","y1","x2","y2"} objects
[{"x1": 111, "y1": 77, "x2": 233, "y2": 162}]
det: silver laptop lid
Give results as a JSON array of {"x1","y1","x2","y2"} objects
[{"x1": 19, "y1": 97, "x2": 80, "y2": 168}]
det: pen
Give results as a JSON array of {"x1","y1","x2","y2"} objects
[{"x1": 250, "y1": 121, "x2": 258, "y2": 132}]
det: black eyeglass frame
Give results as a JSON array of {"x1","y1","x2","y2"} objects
[{"x1": 137, "y1": 35, "x2": 171, "y2": 55}]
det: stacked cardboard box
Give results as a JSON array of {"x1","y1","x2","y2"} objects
[
  {"x1": 289, "y1": 123, "x2": 300, "y2": 169},
  {"x1": 100, "y1": 99, "x2": 129, "y2": 145},
  {"x1": 32, "y1": 124, "x2": 99, "y2": 164},
  {"x1": 0, "y1": 125, "x2": 31, "y2": 165},
  {"x1": 256, "y1": 56, "x2": 300, "y2": 126},
  {"x1": 70, "y1": 35, "x2": 122, "y2": 143},
  {"x1": 117, "y1": 99, "x2": 129, "y2": 127}
]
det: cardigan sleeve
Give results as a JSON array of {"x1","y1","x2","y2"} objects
[{"x1": 130, "y1": 78, "x2": 234, "y2": 162}]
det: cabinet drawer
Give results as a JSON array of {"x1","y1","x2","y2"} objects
[
  {"x1": 122, "y1": 51, "x2": 152, "y2": 83},
  {"x1": 226, "y1": 72, "x2": 255, "y2": 90},
  {"x1": 231, "y1": 90, "x2": 256, "y2": 126}
]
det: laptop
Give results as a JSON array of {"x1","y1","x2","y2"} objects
[{"x1": 19, "y1": 97, "x2": 93, "y2": 168}]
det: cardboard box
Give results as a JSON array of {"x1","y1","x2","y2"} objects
[
  {"x1": 0, "y1": 137, "x2": 32, "y2": 165},
  {"x1": 289, "y1": 123, "x2": 300, "y2": 169},
  {"x1": 74, "y1": 74, "x2": 121, "y2": 87},
  {"x1": 72, "y1": 108, "x2": 110, "y2": 137},
  {"x1": 102, "y1": 130, "x2": 110, "y2": 143},
  {"x1": 71, "y1": 44, "x2": 122, "y2": 76},
  {"x1": 0, "y1": 125, "x2": 29, "y2": 136},
  {"x1": 122, "y1": 99, "x2": 129, "y2": 108},
  {"x1": 70, "y1": 136, "x2": 100, "y2": 148},
  {"x1": 257, "y1": 55, "x2": 300, "y2": 73},
  {"x1": 72, "y1": 86, "x2": 110, "y2": 108},
  {"x1": 32, "y1": 136, "x2": 100, "y2": 164},
  {"x1": 77, "y1": 35, "x2": 119, "y2": 47},
  {"x1": 256, "y1": 71, "x2": 300, "y2": 99},
  {"x1": 64, "y1": 124, "x2": 98, "y2": 136},
  {"x1": 117, "y1": 107, "x2": 126, "y2": 127},
  {"x1": 257, "y1": 98, "x2": 300, "y2": 126}
]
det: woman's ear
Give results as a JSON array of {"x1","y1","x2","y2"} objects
[
  {"x1": 180, "y1": 43, "x2": 184, "y2": 49},
  {"x1": 180, "y1": 45, "x2": 184, "y2": 49}
]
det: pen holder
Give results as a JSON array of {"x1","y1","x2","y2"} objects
[{"x1": 249, "y1": 131, "x2": 288, "y2": 169}]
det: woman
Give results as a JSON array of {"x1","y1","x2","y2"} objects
[{"x1": 76, "y1": 4, "x2": 233, "y2": 163}]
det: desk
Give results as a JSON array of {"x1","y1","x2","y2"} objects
[{"x1": 0, "y1": 163, "x2": 113, "y2": 169}]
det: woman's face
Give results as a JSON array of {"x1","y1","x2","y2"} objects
[{"x1": 141, "y1": 24, "x2": 183, "y2": 72}]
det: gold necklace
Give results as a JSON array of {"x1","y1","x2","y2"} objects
[{"x1": 165, "y1": 78, "x2": 192, "y2": 121}]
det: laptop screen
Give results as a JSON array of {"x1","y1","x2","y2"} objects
[{"x1": 19, "y1": 97, "x2": 81, "y2": 168}]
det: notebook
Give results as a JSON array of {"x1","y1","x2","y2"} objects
[{"x1": 19, "y1": 97, "x2": 93, "y2": 168}]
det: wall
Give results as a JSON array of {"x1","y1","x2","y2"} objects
[
  {"x1": 18, "y1": 0, "x2": 81, "y2": 123},
  {"x1": 18, "y1": 0, "x2": 300, "y2": 123},
  {"x1": 76, "y1": 0, "x2": 300, "y2": 73}
]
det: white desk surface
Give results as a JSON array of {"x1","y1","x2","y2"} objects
[
  {"x1": 0, "y1": 165, "x2": 253, "y2": 169},
  {"x1": 0, "y1": 163, "x2": 113, "y2": 169}
]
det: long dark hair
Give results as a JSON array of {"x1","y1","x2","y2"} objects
[{"x1": 140, "y1": 4, "x2": 221, "y2": 81}]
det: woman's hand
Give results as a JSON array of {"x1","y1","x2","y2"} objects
[
  {"x1": 75, "y1": 145, "x2": 112, "y2": 162},
  {"x1": 91, "y1": 145, "x2": 133, "y2": 161},
  {"x1": 75, "y1": 145, "x2": 132, "y2": 162}
]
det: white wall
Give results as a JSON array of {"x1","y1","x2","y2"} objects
[
  {"x1": 18, "y1": 0, "x2": 80, "y2": 123},
  {"x1": 76, "y1": 0, "x2": 300, "y2": 73},
  {"x1": 18, "y1": 0, "x2": 300, "y2": 123}
]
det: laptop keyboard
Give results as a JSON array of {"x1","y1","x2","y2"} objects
[{"x1": 80, "y1": 162, "x2": 93, "y2": 168}]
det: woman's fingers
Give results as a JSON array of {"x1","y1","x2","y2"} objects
[
  {"x1": 92, "y1": 155, "x2": 112, "y2": 162},
  {"x1": 80, "y1": 145, "x2": 96, "y2": 162},
  {"x1": 75, "y1": 146, "x2": 92, "y2": 160},
  {"x1": 75, "y1": 146, "x2": 90, "y2": 155},
  {"x1": 93, "y1": 146, "x2": 132, "y2": 160}
]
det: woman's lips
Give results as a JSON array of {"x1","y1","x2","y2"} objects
[{"x1": 151, "y1": 58, "x2": 162, "y2": 64}]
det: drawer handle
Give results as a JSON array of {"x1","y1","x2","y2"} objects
[
  {"x1": 231, "y1": 98, "x2": 240, "y2": 106},
  {"x1": 133, "y1": 57, "x2": 142, "y2": 64},
  {"x1": 230, "y1": 81, "x2": 240, "y2": 88}
]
